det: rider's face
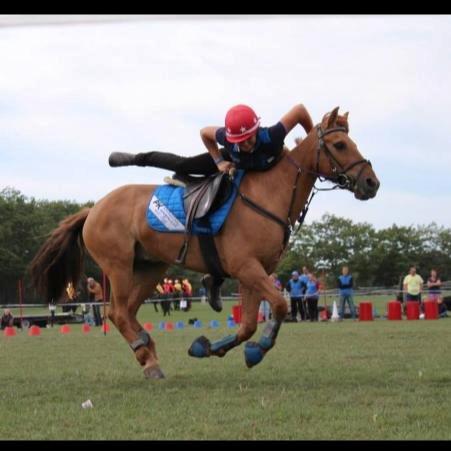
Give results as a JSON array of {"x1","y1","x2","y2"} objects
[{"x1": 238, "y1": 134, "x2": 257, "y2": 152}]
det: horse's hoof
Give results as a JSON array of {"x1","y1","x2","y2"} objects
[
  {"x1": 144, "y1": 366, "x2": 166, "y2": 379},
  {"x1": 244, "y1": 341, "x2": 265, "y2": 368},
  {"x1": 188, "y1": 335, "x2": 211, "y2": 358}
]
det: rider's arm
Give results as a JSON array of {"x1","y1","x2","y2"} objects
[
  {"x1": 200, "y1": 126, "x2": 234, "y2": 172},
  {"x1": 200, "y1": 126, "x2": 224, "y2": 164},
  {"x1": 280, "y1": 104, "x2": 314, "y2": 135}
]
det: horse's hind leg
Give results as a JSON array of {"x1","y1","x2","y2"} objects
[
  {"x1": 126, "y1": 262, "x2": 169, "y2": 379},
  {"x1": 107, "y1": 267, "x2": 165, "y2": 379}
]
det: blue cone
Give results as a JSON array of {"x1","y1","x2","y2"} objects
[
  {"x1": 227, "y1": 319, "x2": 236, "y2": 328},
  {"x1": 210, "y1": 320, "x2": 220, "y2": 328},
  {"x1": 175, "y1": 321, "x2": 185, "y2": 329},
  {"x1": 158, "y1": 321, "x2": 166, "y2": 330},
  {"x1": 193, "y1": 320, "x2": 202, "y2": 328}
]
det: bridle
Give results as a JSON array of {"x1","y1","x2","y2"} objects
[
  {"x1": 284, "y1": 123, "x2": 372, "y2": 235},
  {"x1": 237, "y1": 123, "x2": 373, "y2": 248},
  {"x1": 313, "y1": 124, "x2": 371, "y2": 191}
]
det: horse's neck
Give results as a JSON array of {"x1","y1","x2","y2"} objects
[
  {"x1": 242, "y1": 136, "x2": 317, "y2": 227},
  {"x1": 285, "y1": 134, "x2": 318, "y2": 225}
]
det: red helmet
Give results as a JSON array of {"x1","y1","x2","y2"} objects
[{"x1": 225, "y1": 104, "x2": 260, "y2": 143}]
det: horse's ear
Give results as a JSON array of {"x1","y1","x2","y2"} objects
[
  {"x1": 327, "y1": 106, "x2": 340, "y2": 129},
  {"x1": 343, "y1": 111, "x2": 349, "y2": 120}
]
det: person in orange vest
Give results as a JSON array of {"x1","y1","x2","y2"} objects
[{"x1": 182, "y1": 278, "x2": 193, "y2": 311}]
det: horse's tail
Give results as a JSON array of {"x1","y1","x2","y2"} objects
[{"x1": 29, "y1": 208, "x2": 90, "y2": 303}]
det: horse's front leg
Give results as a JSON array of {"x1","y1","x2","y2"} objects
[
  {"x1": 238, "y1": 260, "x2": 287, "y2": 368},
  {"x1": 188, "y1": 285, "x2": 259, "y2": 359}
]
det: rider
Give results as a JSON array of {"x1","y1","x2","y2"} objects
[
  {"x1": 109, "y1": 103, "x2": 314, "y2": 311},
  {"x1": 109, "y1": 103, "x2": 314, "y2": 177}
]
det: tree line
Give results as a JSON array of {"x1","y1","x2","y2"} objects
[{"x1": 1, "y1": 187, "x2": 450, "y2": 304}]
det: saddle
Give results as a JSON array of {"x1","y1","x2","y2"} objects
[{"x1": 173, "y1": 173, "x2": 233, "y2": 282}]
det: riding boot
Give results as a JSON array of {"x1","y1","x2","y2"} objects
[
  {"x1": 109, "y1": 151, "x2": 184, "y2": 170},
  {"x1": 201, "y1": 274, "x2": 224, "y2": 312}
]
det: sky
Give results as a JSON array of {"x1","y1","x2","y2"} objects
[{"x1": 1, "y1": 14, "x2": 450, "y2": 230}]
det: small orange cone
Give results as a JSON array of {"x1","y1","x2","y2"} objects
[
  {"x1": 82, "y1": 323, "x2": 91, "y2": 334},
  {"x1": 143, "y1": 322, "x2": 153, "y2": 331},
  {"x1": 165, "y1": 321, "x2": 174, "y2": 331},
  {"x1": 4, "y1": 326, "x2": 16, "y2": 337},
  {"x1": 102, "y1": 322, "x2": 110, "y2": 333},
  {"x1": 60, "y1": 324, "x2": 71, "y2": 334},
  {"x1": 28, "y1": 325, "x2": 41, "y2": 336}
]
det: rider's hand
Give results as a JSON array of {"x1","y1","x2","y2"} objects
[{"x1": 217, "y1": 160, "x2": 235, "y2": 174}]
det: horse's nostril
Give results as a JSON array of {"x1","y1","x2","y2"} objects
[{"x1": 366, "y1": 178, "x2": 377, "y2": 189}]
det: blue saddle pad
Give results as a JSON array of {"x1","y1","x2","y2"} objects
[{"x1": 146, "y1": 170, "x2": 245, "y2": 235}]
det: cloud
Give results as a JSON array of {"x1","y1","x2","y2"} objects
[{"x1": 0, "y1": 15, "x2": 450, "y2": 228}]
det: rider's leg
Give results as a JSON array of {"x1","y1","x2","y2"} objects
[{"x1": 109, "y1": 150, "x2": 225, "y2": 176}]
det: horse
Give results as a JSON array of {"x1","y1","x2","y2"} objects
[{"x1": 30, "y1": 107, "x2": 380, "y2": 379}]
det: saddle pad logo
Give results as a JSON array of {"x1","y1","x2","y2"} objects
[{"x1": 148, "y1": 195, "x2": 185, "y2": 231}]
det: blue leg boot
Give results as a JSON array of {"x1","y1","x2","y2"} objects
[{"x1": 188, "y1": 336, "x2": 212, "y2": 358}]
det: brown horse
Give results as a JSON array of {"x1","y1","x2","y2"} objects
[{"x1": 30, "y1": 107, "x2": 379, "y2": 379}]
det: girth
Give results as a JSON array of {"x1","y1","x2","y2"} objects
[{"x1": 174, "y1": 173, "x2": 232, "y2": 279}]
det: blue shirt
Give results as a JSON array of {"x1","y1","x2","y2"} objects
[
  {"x1": 215, "y1": 122, "x2": 287, "y2": 171},
  {"x1": 286, "y1": 278, "x2": 304, "y2": 298},
  {"x1": 306, "y1": 280, "x2": 319, "y2": 297},
  {"x1": 338, "y1": 274, "x2": 353, "y2": 296},
  {"x1": 299, "y1": 274, "x2": 309, "y2": 294}
]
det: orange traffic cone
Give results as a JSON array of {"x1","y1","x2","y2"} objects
[
  {"x1": 165, "y1": 321, "x2": 174, "y2": 331},
  {"x1": 28, "y1": 325, "x2": 41, "y2": 336},
  {"x1": 82, "y1": 323, "x2": 91, "y2": 334},
  {"x1": 3, "y1": 326, "x2": 16, "y2": 337},
  {"x1": 143, "y1": 322, "x2": 153, "y2": 331},
  {"x1": 102, "y1": 322, "x2": 110, "y2": 333}
]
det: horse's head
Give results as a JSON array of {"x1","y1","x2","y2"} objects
[{"x1": 309, "y1": 106, "x2": 380, "y2": 200}]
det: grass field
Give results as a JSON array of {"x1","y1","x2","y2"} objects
[{"x1": 1, "y1": 298, "x2": 451, "y2": 440}]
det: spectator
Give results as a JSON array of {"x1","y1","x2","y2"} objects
[
  {"x1": 173, "y1": 279, "x2": 183, "y2": 310},
  {"x1": 1, "y1": 308, "x2": 14, "y2": 329},
  {"x1": 87, "y1": 277, "x2": 104, "y2": 326},
  {"x1": 403, "y1": 266, "x2": 424, "y2": 308},
  {"x1": 299, "y1": 266, "x2": 310, "y2": 320},
  {"x1": 48, "y1": 301, "x2": 57, "y2": 327},
  {"x1": 427, "y1": 269, "x2": 442, "y2": 302},
  {"x1": 285, "y1": 271, "x2": 306, "y2": 322},
  {"x1": 63, "y1": 281, "x2": 78, "y2": 313},
  {"x1": 427, "y1": 269, "x2": 447, "y2": 318},
  {"x1": 338, "y1": 265, "x2": 356, "y2": 320},
  {"x1": 153, "y1": 282, "x2": 164, "y2": 312},
  {"x1": 161, "y1": 278, "x2": 173, "y2": 316},
  {"x1": 305, "y1": 272, "x2": 320, "y2": 322},
  {"x1": 181, "y1": 278, "x2": 193, "y2": 311}
]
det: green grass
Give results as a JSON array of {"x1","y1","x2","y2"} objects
[{"x1": 1, "y1": 300, "x2": 451, "y2": 440}]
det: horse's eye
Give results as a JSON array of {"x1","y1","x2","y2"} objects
[{"x1": 334, "y1": 141, "x2": 346, "y2": 151}]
